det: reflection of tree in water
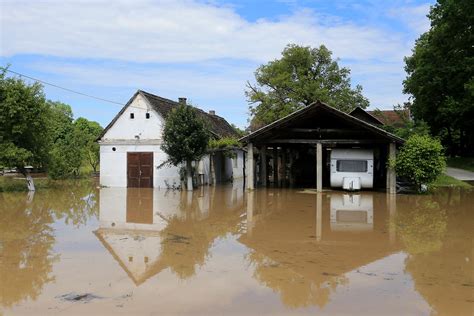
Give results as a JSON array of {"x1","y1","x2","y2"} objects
[
  {"x1": 0, "y1": 193, "x2": 57, "y2": 309},
  {"x1": 0, "y1": 180, "x2": 99, "y2": 309},
  {"x1": 158, "y1": 189, "x2": 243, "y2": 279},
  {"x1": 400, "y1": 188, "x2": 473, "y2": 316},
  {"x1": 248, "y1": 251, "x2": 347, "y2": 308},
  {"x1": 393, "y1": 196, "x2": 447, "y2": 254},
  {"x1": 47, "y1": 179, "x2": 99, "y2": 227}
]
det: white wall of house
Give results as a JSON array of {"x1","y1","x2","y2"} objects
[{"x1": 102, "y1": 94, "x2": 163, "y2": 140}]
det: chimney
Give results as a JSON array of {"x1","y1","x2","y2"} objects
[
  {"x1": 178, "y1": 97, "x2": 187, "y2": 105},
  {"x1": 209, "y1": 110, "x2": 216, "y2": 116}
]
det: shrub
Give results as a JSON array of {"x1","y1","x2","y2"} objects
[{"x1": 392, "y1": 135, "x2": 446, "y2": 192}]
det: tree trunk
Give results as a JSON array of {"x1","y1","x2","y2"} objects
[
  {"x1": 186, "y1": 160, "x2": 193, "y2": 191},
  {"x1": 20, "y1": 168, "x2": 35, "y2": 191}
]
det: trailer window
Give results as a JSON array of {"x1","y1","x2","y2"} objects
[{"x1": 336, "y1": 160, "x2": 367, "y2": 172}]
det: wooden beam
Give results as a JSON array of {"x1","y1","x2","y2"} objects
[
  {"x1": 387, "y1": 142, "x2": 396, "y2": 194},
  {"x1": 316, "y1": 143, "x2": 322, "y2": 192},
  {"x1": 273, "y1": 147, "x2": 278, "y2": 186},
  {"x1": 288, "y1": 128, "x2": 366, "y2": 133},
  {"x1": 246, "y1": 143, "x2": 255, "y2": 190},
  {"x1": 266, "y1": 139, "x2": 389, "y2": 145},
  {"x1": 260, "y1": 147, "x2": 267, "y2": 187}
]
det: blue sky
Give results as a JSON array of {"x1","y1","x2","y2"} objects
[{"x1": 0, "y1": 0, "x2": 434, "y2": 128}]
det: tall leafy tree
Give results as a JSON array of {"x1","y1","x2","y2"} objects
[
  {"x1": 161, "y1": 104, "x2": 210, "y2": 190},
  {"x1": 74, "y1": 117, "x2": 103, "y2": 173},
  {"x1": 404, "y1": 0, "x2": 474, "y2": 155},
  {"x1": 246, "y1": 44, "x2": 369, "y2": 130},
  {"x1": 0, "y1": 68, "x2": 50, "y2": 190},
  {"x1": 47, "y1": 101, "x2": 83, "y2": 179}
]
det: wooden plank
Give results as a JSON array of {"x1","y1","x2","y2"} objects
[
  {"x1": 246, "y1": 143, "x2": 255, "y2": 190},
  {"x1": 260, "y1": 147, "x2": 267, "y2": 187},
  {"x1": 288, "y1": 128, "x2": 366, "y2": 133},
  {"x1": 316, "y1": 143, "x2": 322, "y2": 192},
  {"x1": 127, "y1": 153, "x2": 140, "y2": 188},
  {"x1": 139, "y1": 152, "x2": 153, "y2": 188},
  {"x1": 265, "y1": 139, "x2": 389, "y2": 145},
  {"x1": 387, "y1": 142, "x2": 396, "y2": 194}
]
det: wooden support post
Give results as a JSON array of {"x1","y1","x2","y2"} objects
[
  {"x1": 247, "y1": 143, "x2": 255, "y2": 190},
  {"x1": 209, "y1": 154, "x2": 215, "y2": 186},
  {"x1": 289, "y1": 150, "x2": 295, "y2": 187},
  {"x1": 273, "y1": 147, "x2": 279, "y2": 187},
  {"x1": 316, "y1": 192, "x2": 322, "y2": 242},
  {"x1": 387, "y1": 142, "x2": 396, "y2": 194},
  {"x1": 260, "y1": 147, "x2": 267, "y2": 187},
  {"x1": 316, "y1": 142, "x2": 322, "y2": 192},
  {"x1": 281, "y1": 147, "x2": 286, "y2": 186}
]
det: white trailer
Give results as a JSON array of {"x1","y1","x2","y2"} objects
[{"x1": 330, "y1": 149, "x2": 374, "y2": 191}]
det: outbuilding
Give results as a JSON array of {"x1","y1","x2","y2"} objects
[
  {"x1": 240, "y1": 101, "x2": 404, "y2": 193},
  {"x1": 98, "y1": 90, "x2": 244, "y2": 189}
]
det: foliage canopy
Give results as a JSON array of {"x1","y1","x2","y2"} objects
[
  {"x1": 0, "y1": 68, "x2": 50, "y2": 172},
  {"x1": 246, "y1": 44, "x2": 369, "y2": 130},
  {"x1": 0, "y1": 68, "x2": 103, "y2": 181},
  {"x1": 161, "y1": 104, "x2": 210, "y2": 166},
  {"x1": 403, "y1": 0, "x2": 474, "y2": 155}
]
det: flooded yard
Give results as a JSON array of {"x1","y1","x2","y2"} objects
[{"x1": 0, "y1": 180, "x2": 472, "y2": 315}]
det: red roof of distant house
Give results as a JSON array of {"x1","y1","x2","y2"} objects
[{"x1": 368, "y1": 109, "x2": 410, "y2": 128}]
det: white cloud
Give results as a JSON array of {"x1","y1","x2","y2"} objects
[
  {"x1": 388, "y1": 4, "x2": 432, "y2": 34},
  {"x1": 1, "y1": 0, "x2": 407, "y2": 63}
]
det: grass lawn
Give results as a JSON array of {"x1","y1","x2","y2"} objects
[
  {"x1": 447, "y1": 157, "x2": 474, "y2": 172},
  {"x1": 0, "y1": 176, "x2": 57, "y2": 192},
  {"x1": 431, "y1": 173, "x2": 472, "y2": 189}
]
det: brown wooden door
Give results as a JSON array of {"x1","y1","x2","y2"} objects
[{"x1": 127, "y1": 152, "x2": 153, "y2": 188}]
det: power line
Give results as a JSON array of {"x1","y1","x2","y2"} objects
[{"x1": 2, "y1": 68, "x2": 126, "y2": 106}]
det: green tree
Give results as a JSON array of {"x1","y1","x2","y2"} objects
[
  {"x1": 46, "y1": 101, "x2": 83, "y2": 179},
  {"x1": 246, "y1": 44, "x2": 369, "y2": 130},
  {"x1": 392, "y1": 135, "x2": 446, "y2": 192},
  {"x1": 403, "y1": 0, "x2": 474, "y2": 156},
  {"x1": 0, "y1": 68, "x2": 50, "y2": 190},
  {"x1": 161, "y1": 104, "x2": 210, "y2": 190},
  {"x1": 74, "y1": 117, "x2": 103, "y2": 173}
]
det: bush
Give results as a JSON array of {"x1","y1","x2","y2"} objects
[
  {"x1": 208, "y1": 137, "x2": 241, "y2": 150},
  {"x1": 392, "y1": 135, "x2": 446, "y2": 192}
]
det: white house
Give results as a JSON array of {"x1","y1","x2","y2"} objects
[{"x1": 98, "y1": 90, "x2": 244, "y2": 188}]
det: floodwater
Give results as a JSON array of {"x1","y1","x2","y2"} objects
[{"x1": 0, "y1": 180, "x2": 473, "y2": 316}]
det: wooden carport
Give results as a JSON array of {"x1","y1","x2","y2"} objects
[{"x1": 240, "y1": 101, "x2": 404, "y2": 193}]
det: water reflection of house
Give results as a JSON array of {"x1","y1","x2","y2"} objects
[
  {"x1": 94, "y1": 183, "x2": 245, "y2": 285},
  {"x1": 240, "y1": 190, "x2": 400, "y2": 308}
]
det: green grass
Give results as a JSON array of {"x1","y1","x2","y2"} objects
[
  {"x1": 447, "y1": 157, "x2": 474, "y2": 172},
  {"x1": 0, "y1": 176, "x2": 61, "y2": 192},
  {"x1": 430, "y1": 173, "x2": 472, "y2": 189}
]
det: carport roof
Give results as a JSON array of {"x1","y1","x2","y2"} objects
[{"x1": 240, "y1": 101, "x2": 404, "y2": 145}]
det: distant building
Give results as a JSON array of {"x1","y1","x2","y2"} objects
[
  {"x1": 367, "y1": 109, "x2": 411, "y2": 129},
  {"x1": 97, "y1": 90, "x2": 244, "y2": 188}
]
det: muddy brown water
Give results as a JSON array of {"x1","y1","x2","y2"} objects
[{"x1": 0, "y1": 180, "x2": 473, "y2": 315}]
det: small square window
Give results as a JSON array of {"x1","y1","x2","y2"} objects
[
  {"x1": 130, "y1": 113, "x2": 134, "y2": 119},
  {"x1": 146, "y1": 113, "x2": 150, "y2": 119}
]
